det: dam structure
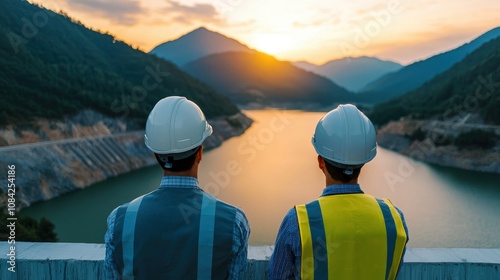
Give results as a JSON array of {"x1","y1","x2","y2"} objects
[
  {"x1": 0, "y1": 242, "x2": 499, "y2": 279},
  {"x1": 0, "y1": 112, "x2": 253, "y2": 209}
]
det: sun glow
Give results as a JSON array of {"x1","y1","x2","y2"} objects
[{"x1": 251, "y1": 33, "x2": 293, "y2": 55}]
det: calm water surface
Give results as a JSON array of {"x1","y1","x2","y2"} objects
[{"x1": 21, "y1": 110, "x2": 500, "y2": 247}]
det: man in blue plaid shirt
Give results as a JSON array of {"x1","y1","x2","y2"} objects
[{"x1": 105, "y1": 96, "x2": 250, "y2": 280}]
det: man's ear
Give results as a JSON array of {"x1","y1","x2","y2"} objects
[
  {"x1": 318, "y1": 155, "x2": 325, "y2": 170},
  {"x1": 197, "y1": 146, "x2": 204, "y2": 162}
]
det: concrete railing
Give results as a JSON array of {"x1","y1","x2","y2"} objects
[{"x1": 1, "y1": 242, "x2": 499, "y2": 279}]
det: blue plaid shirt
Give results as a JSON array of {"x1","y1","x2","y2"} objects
[
  {"x1": 267, "y1": 184, "x2": 408, "y2": 280},
  {"x1": 104, "y1": 176, "x2": 250, "y2": 279}
]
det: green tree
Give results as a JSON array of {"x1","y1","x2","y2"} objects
[
  {"x1": 454, "y1": 129, "x2": 498, "y2": 150},
  {"x1": 408, "y1": 127, "x2": 426, "y2": 141},
  {"x1": 37, "y1": 218, "x2": 58, "y2": 241},
  {"x1": 0, "y1": 206, "x2": 58, "y2": 242}
]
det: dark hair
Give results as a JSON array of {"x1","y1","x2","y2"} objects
[
  {"x1": 154, "y1": 150, "x2": 198, "y2": 172},
  {"x1": 324, "y1": 159, "x2": 362, "y2": 183}
]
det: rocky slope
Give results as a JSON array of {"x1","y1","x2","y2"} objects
[
  {"x1": 0, "y1": 110, "x2": 252, "y2": 209},
  {"x1": 377, "y1": 115, "x2": 500, "y2": 174}
]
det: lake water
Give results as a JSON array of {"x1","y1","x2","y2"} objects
[{"x1": 21, "y1": 110, "x2": 500, "y2": 247}]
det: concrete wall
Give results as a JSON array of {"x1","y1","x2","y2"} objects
[{"x1": 1, "y1": 242, "x2": 499, "y2": 279}]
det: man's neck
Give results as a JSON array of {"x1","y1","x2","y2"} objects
[
  {"x1": 164, "y1": 170, "x2": 198, "y2": 178},
  {"x1": 326, "y1": 178, "x2": 358, "y2": 186}
]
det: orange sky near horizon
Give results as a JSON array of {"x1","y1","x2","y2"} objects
[{"x1": 32, "y1": 0, "x2": 500, "y2": 65}]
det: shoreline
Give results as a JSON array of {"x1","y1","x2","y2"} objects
[
  {"x1": 377, "y1": 119, "x2": 500, "y2": 174},
  {"x1": 0, "y1": 112, "x2": 253, "y2": 209}
]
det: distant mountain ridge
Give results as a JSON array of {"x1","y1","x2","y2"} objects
[
  {"x1": 150, "y1": 27, "x2": 254, "y2": 66},
  {"x1": 294, "y1": 57, "x2": 402, "y2": 92},
  {"x1": 150, "y1": 27, "x2": 354, "y2": 107},
  {"x1": 369, "y1": 36, "x2": 500, "y2": 126},
  {"x1": 183, "y1": 51, "x2": 353, "y2": 107},
  {"x1": 293, "y1": 61, "x2": 319, "y2": 72},
  {"x1": 358, "y1": 27, "x2": 500, "y2": 103}
]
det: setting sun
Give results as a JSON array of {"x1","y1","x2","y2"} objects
[{"x1": 251, "y1": 33, "x2": 293, "y2": 55}]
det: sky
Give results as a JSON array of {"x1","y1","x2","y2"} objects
[{"x1": 32, "y1": 0, "x2": 500, "y2": 65}]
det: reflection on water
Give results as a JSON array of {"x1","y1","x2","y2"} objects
[{"x1": 21, "y1": 110, "x2": 500, "y2": 247}]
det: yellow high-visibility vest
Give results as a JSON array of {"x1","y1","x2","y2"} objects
[{"x1": 296, "y1": 194, "x2": 407, "y2": 280}]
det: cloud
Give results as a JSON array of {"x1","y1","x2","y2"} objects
[
  {"x1": 293, "y1": 17, "x2": 339, "y2": 28},
  {"x1": 354, "y1": 3, "x2": 387, "y2": 17},
  {"x1": 67, "y1": 0, "x2": 144, "y2": 25},
  {"x1": 163, "y1": 0, "x2": 225, "y2": 25},
  {"x1": 291, "y1": 8, "x2": 343, "y2": 29}
]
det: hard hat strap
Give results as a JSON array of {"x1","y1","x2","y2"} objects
[
  {"x1": 323, "y1": 157, "x2": 363, "y2": 174},
  {"x1": 158, "y1": 146, "x2": 201, "y2": 168},
  {"x1": 343, "y1": 167, "x2": 354, "y2": 175},
  {"x1": 163, "y1": 156, "x2": 174, "y2": 169}
]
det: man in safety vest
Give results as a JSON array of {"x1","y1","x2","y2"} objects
[
  {"x1": 267, "y1": 104, "x2": 409, "y2": 280},
  {"x1": 104, "y1": 96, "x2": 250, "y2": 279}
]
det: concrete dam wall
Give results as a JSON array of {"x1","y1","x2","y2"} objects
[
  {"x1": 1, "y1": 242, "x2": 499, "y2": 280},
  {"x1": 0, "y1": 113, "x2": 253, "y2": 208}
]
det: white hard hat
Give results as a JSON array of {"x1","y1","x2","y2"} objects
[
  {"x1": 144, "y1": 96, "x2": 213, "y2": 155},
  {"x1": 312, "y1": 104, "x2": 377, "y2": 168}
]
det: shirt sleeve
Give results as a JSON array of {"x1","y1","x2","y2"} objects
[
  {"x1": 227, "y1": 208, "x2": 251, "y2": 280},
  {"x1": 104, "y1": 208, "x2": 121, "y2": 280},
  {"x1": 267, "y1": 208, "x2": 298, "y2": 280}
]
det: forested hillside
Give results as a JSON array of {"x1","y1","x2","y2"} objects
[
  {"x1": 369, "y1": 37, "x2": 500, "y2": 125},
  {"x1": 0, "y1": 0, "x2": 239, "y2": 126}
]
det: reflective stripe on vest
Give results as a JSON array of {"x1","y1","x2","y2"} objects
[
  {"x1": 197, "y1": 194, "x2": 217, "y2": 280},
  {"x1": 114, "y1": 188, "x2": 236, "y2": 280},
  {"x1": 296, "y1": 194, "x2": 407, "y2": 280},
  {"x1": 122, "y1": 195, "x2": 145, "y2": 280}
]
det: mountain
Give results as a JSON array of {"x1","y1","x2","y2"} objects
[
  {"x1": 358, "y1": 27, "x2": 500, "y2": 103},
  {"x1": 0, "y1": 0, "x2": 240, "y2": 126},
  {"x1": 151, "y1": 27, "x2": 354, "y2": 107},
  {"x1": 150, "y1": 27, "x2": 254, "y2": 66},
  {"x1": 295, "y1": 57, "x2": 402, "y2": 92},
  {"x1": 293, "y1": 61, "x2": 319, "y2": 72},
  {"x1": 183, "y1": 52, "x2": 353, "y2": 107},
  {"x1": 368, "y1": 36, "x2": 500, "y2": 126}
]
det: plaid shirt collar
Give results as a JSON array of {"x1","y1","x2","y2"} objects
[
  {"x1": 321, "y1": 184, "x2": 364, "y2": 196},
  {"x1": 159, "y1": 176, "x2": 200, "y2": 189}
]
